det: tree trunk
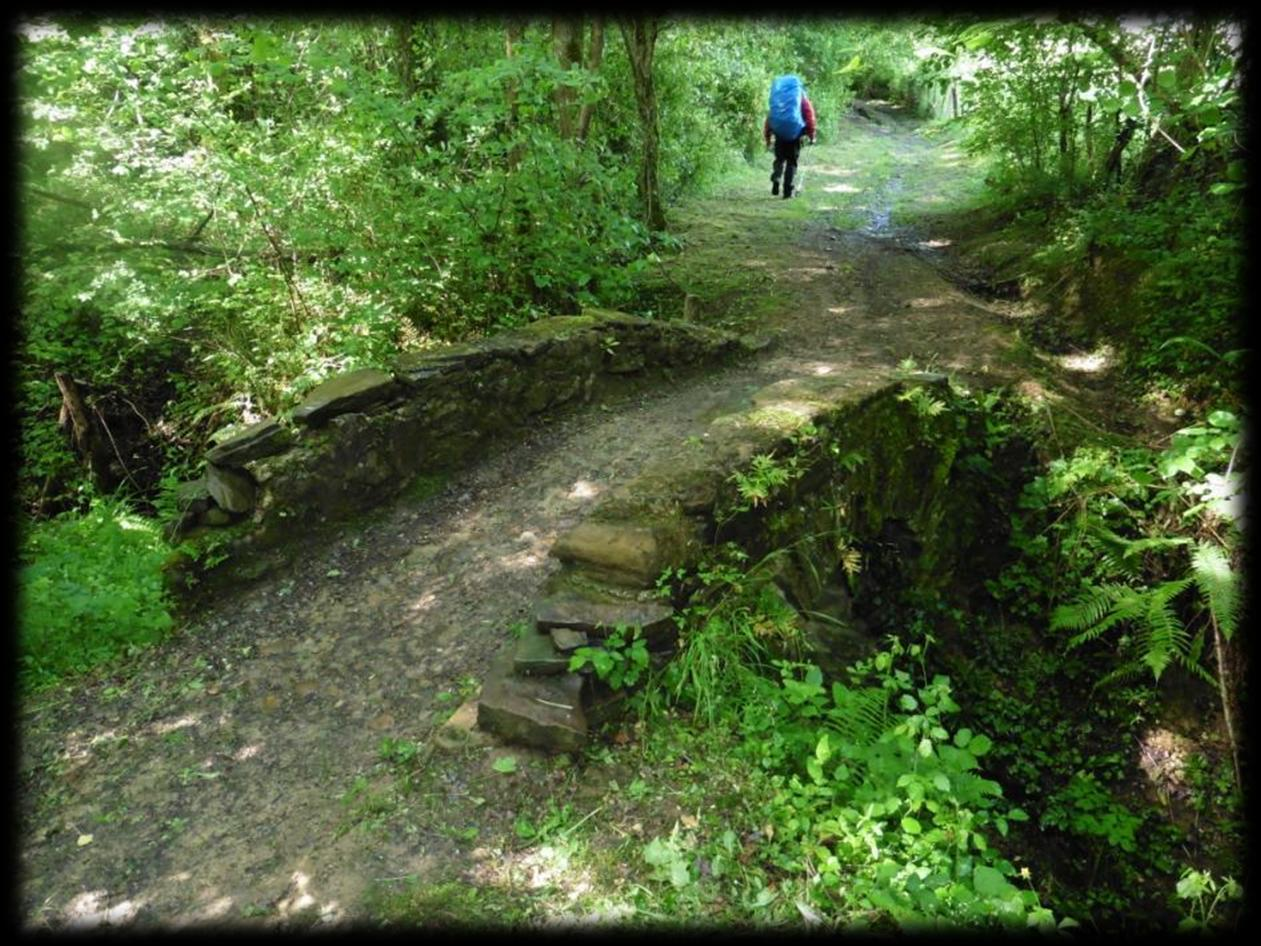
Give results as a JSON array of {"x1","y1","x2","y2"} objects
[
  {"x1": 55, "y1": 372, "x2": 116, "y2": 495},
  {"x1": 394, "y1": 22, "x2": 418, "y2": 98},
  {"x1": 1085, "y1": 101, "x2": 1094, "y2": 167},
  {"x1": 552, "y1": 16, "x2": 583, "y2": 139},
  {"x1": 1103, "y1": 113, "x2": 1139, "y2": 182},
  {"x1": 619, "y1": 17, "x2": 666, "y2": 232},
  {"x1": 504, "y1": 19, "x2": 526, "y2": 168},
  {"x1": 576, "y1": 16, "x2": 605, "y2": 143}
]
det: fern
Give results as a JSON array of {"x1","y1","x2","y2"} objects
[
  {"x1": 1053, "y1": 571, "x2": 1220, "y2": 683},
  {"x1": 1051, "y1": 583, "x2": 1147, "y2": 645},
  {"x1": 1136, "y1": 578, "x2": 1195, "y2": 679},
  {"x1": 826, "y1": 682, "x2": 890, "y2": 747},
  {"x1": 823, "y1": 682, "x2": 889, "y2": 780},
  {"x1": 1191, "y1": 542, "x2": 1240, "y2": 641}
]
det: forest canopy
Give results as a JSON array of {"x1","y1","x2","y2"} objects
[{"x1": 17, "y1": 15, "x2": 1244, "y2": 519}]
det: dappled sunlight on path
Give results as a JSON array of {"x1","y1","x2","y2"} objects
[{"x1": 18, "y1": 96, "x2": 1135, "y2": 931}]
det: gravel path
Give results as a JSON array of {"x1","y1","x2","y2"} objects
[{"x1": 17, "y1": 109, "x2": 1153, "y2": 929}]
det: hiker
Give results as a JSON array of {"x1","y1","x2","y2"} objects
[{"x1": 764, "y1": 74, "x2": 816, "y2": 198}]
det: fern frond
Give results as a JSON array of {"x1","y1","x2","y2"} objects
[
  {"x1": 1172, "y1": 628, "x2": 1216, "y2": 686},
  {"x1": 1065, "y1": 599, "x2": 1144, "y2": 648},
  {"x1": 1191, "y1": 542, "x2": 1240, "y2": 641},
  {"x1": 1121, "y1": 535, "x2": 1193, "y2": 559},
  {"x1": 825, "y1": 683, "x2": 888, "y2": 750},
  {"x1": 1137, "y1": 587, "x2": 1192, "y2": 680},
  {"x1": 1051, "y1": 583, "x2": 1131, "y2": 633},
  {"x1": 1097, "y1": 552, "x2": 1141, "y2": 580},
  {"x1": 1093, "y1": 659, "x2": 1145, "y2": 692}
]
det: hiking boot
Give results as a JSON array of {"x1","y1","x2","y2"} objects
[
  {"x1": 771, "y1": 180, "x2": 779, "y2": 196},
  {"x1": 783, "y1": 185, "x2": 793, "y2": 199}
]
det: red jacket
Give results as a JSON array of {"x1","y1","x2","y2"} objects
[{"x1": 764, "y1": 94, "x2": 816, "y2": 144}]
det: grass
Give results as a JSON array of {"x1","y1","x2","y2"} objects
[
  {"x1": 358, "y1": 708, "x2": 792, "y2": 929},
  {"x1": 632, "y1": 113, "x2": 992, "y2": 341}
]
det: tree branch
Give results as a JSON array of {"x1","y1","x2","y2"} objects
[{"x1": 30, "y1": 186, "x2": 97, "y2": 212}]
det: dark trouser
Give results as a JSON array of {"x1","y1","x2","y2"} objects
[{"x1": 771, "y1": 135, "x2": 804, "y2": 195}]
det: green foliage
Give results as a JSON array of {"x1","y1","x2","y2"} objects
[
  {"x1": 1039, "y1": 184, "x2": 1244, "y2": 395},
  {"x1": 18, "y1": 495, "x2": 175, "y2": 689},
  {"x1": 377, "y1": 736, "x2": 421, "y2": 767},
  {"x1": 925, "y1": 15, "x2": 1245, "y2": 396},
  {"x1": 897, "y1": 385, "x2": 947, "y2": 419},
  {"x1": 637, "y1": 542, "x2": 1059, "y2": 930},
  {"x1": 654, "y1": 544, "x2": 805, "y2": 725},
  {"x1": 730, "y1": 452, "x2": 803, "y2": 511},
  {"x1": 16, "y1": 17, "x2": 663, "y2": 517},
  {"x1": 995, "y1": 403, "x2": 1244, "y2": 701},
  {"x1": 1174, "y1": 869, "x2": 1243, "y2": 933},
  {"x1": 568, "y1": 624, "x2": 650, "y2": 691},
  {"x1": 964, "y1": 399, "x2": 1245, "y2": 925},
  {"x1": 992, "y1": 404, "x2": 1243, "y2": 617},
  {"x1": 1040, "y1": 770, "x2": 1143, "y2": 853}
]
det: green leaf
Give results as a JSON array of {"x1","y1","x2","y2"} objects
[
  {"x1": 968, "y1": 734, "x2": 992, "y2": 756},
  {"x1": 815, "y1": 732, "x2": 832, "y2": 765},
  {"x1": 643, "y1": 837, "x2": 673, "y2": 866},
  {"x1": 1176, "y1": 870, "x2": 1209, "y2": 900},
  {"x1": 492, "y1": 755, "x2": 518, "y2": 774},
  {"x1": 954, "y1": 728, "x2": 973, "y2": 748},
  {"x1": 901, "y1": 816, "x2": 923, "y2": 835},
  {"x1": 669, "y1": 860, "x2": 691, "y2": 888},
  {"x1": 1207, "y1": 410, "x2": 1238, "y2": 429},
  {"x1": 973, "y1": 864, "x2": 1012, "y2": 898}
]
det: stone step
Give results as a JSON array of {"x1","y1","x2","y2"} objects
[
  {"x1": 477, "y1": 651, "x2": 589, "y2": 753},
  {"x1": 535, "y1": 590, "x2": 676, "y2": 645},
  {"x1": 513, "y1": 629, "x2": 572, "y2": 676}
]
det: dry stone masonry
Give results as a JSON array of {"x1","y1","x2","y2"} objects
[
  {"x1": 166, "y1": 309, "x2": 762, "y2": 588},
  {"x1": 477, "y1": 371, "x2": 1000, "y2": 752}
]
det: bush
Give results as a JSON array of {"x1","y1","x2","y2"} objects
[{"x1": 18, "y1": 496, "x2": 175, "y2": 689}]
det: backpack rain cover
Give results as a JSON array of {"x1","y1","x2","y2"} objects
[{"x1": 768, "y1": 74, "x2": 805, "y2": 140}]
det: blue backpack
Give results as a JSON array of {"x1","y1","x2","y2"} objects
[{"x1": 768, "y1": 74, "x2": 805, "y2": 140}]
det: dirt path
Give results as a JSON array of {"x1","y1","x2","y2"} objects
[{"x1": 17, "y1": 105, "x2": 1160, "y2": 929}]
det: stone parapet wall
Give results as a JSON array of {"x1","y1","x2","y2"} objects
[
  {"x1": 477, "y1": 372, "x2": 998, "y2": 752},
  {"x1": 167, "y1": 309, "x2": 760, "y2": 590}
]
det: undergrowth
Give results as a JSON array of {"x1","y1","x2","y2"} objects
[{"x1": 18, "y1": 495, "x2": 177, "y2": 691}]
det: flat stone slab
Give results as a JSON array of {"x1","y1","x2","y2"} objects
[
  {"x1": 549, "y1": 519, "x2": 670, "y2": 585},
  {"x1": 206, "y1": 419, "x2": 293, "y2": 466},
  {"x1": 514, "y1": 630, "x2": 571, "y2": 675},
  {"x1": 549, "y1": 628, "x2": 589, "y2": 652},
  {"x1": 206, "y1": 463, "x2": 256, "y2": 513},
  {"x1": 477, "y1": 652, "x2": 588, "y2": 753},
  {"x1": 536, "y1": 592, "x2": 676, "y2": 643},
  {"x1": 291, "y1": 368, "x2": 397, "y2": 426}
]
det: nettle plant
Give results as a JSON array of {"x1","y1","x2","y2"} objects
[
  {"x1": 734, "y1": 636, "x2": 1063, "y2": 930},
  {"x1": 568, "y1": 624, "x2": 651, "y2": 691},
  {"x1": 650, "y1": 538, "x2": 1063, "y2": 929}
]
